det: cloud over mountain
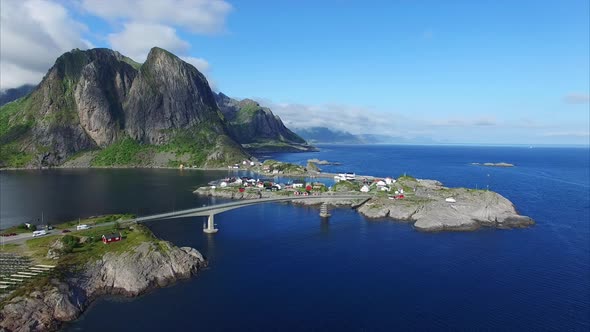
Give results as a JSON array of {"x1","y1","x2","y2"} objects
[{"x1": 0, "y1": 0, "x2": 91, "y2": 89}]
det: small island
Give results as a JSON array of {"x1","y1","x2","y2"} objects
[
  {"x1": 0, "y1": 215, "x2": 206, "y2": 331},
  {"x1": 195, "y1": 166, "x2": 534, "y2": 232}
]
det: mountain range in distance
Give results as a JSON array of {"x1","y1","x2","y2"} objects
[
  {"x1": 0, "y1": 47, "x2": 314, "y2": 168},
  {"x1": 294, "y1": 127, "x2": 438, "y2": 145}
]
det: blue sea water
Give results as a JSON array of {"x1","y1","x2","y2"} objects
[{"x1": 2, "y1": 145, "x2": 588, "y2": 331}]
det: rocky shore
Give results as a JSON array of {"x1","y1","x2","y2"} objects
[
  {"x1": 0, "y1": 242, "x2": 206, "y2": 332},
  {"x1": 195, "y1": 177, "x2": 534, "y2": 232}
]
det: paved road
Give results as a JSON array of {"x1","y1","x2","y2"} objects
[
  {"x1": 0, "y1": 222, "x2": 119, "y2": 246},
  {"x1": 0, "y1": 194, "x2": 371, "y2": 246},
  {"x1": 133, "y1": 194, "x2": 371, "y2": 222}
]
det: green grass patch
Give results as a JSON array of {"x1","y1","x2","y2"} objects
[
  {"x1": 261, "y1": 160, "x2": 307, "y2": 174},
  {"x1": 332, "y1": 181, "x2": 361, "y2": 192},
  {"x1": 235, "y1": 102, "x2": 261, "y2": 123},
  {"x1": 26, "y1": 234, "x2": 62, "y2": 262},
  {"x1": 91, "y1": 137, "x2": 152, "y2": 166},
  {"x1": 1, "y1": 223, "x2": 37, "y2": 235},
  {"x1": 398, "y1": 174, "x2": 417, "y2": 181},
  {"x1": 0, "y1": 97, "x2": 31, "y2": 138},
  {"x1": 158, "y1": 124, "x2": 246, "y2": 167},
  {"x1": 122, "y1": 56, "x2": 142, "y2": 70},
  {"x1": 56, "y1": 214, "x2": 135, "y2": 229},
  {"x1": 21, "y1": 222, "x2": 157, "y2": 266},
  {"x1": 65, "y1": 224, "x2": 156, "y2": 264},
  {"x1": 0, "y1": 243, "x2": 23, "y2": 253}
]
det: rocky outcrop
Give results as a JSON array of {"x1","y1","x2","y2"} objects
[
  {"x1": 0, "y1": 242, "x2": 205, "y2": 332},
  {"x1": 195, "y1": 177, "x2": 534, "y2": 232},
  {"x1": 215, "y1": 93, "x2": 315, "y2": 152},
  {"x1": 357, "y1": 186, "x2": 534, "y2": 231},
  {"x1": 124, "y1": 48, "x2": 223, "y2": 145},
  {"x1": 0, "y1": 280, "x2": 82, "y2": 332},
  {"x1": 76, "y1": 243, "x2": 204, "y2": 297}
]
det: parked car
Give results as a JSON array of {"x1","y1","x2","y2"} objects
[
  {"x1": 32, "y1": 230, "x2": 47, "y2": 237},
  {"x1": 62, "y1": 229, "x2": 71, "y2": 233}
]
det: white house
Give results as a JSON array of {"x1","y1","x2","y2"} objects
[
  {"x1": 220, "y1": 182, "x2": 228, "y2": 188},
  {"x1": 376, "y1": 180, "x2": 387, "y2": 187},
  {"x1": 380, "y1": 186, "x2": 390, "y2": 192},
  {"x1": 360, "y1": 185, "x2": 370, "y2": 193},
  {"x1": 385, "y1": 177, "x2": 395, "y2": 185}
]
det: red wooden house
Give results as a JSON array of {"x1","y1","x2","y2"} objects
[{"x1": 102, "y1": 233, "x2": 122, "y2": 244}]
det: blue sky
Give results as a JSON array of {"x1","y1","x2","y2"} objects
[{"x1": 1, "y1": 0, "x2": 589, "y2": 144}]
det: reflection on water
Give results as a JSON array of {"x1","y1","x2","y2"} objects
[{"x1": 0, "y1": 168, "x2": 228, "y2": 228}]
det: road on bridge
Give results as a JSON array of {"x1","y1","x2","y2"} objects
[{"x1": 0, "y1": 194, "x2": 372, "y2": 245}]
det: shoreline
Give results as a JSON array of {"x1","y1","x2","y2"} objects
[
  {"x1": 0, "y1": 220, "x2": 206, "y2": 331},
  {"x1": 194, "y1": 174, "x2": 535, "y2": 232},
  {"x1": 0, "y1": 164, "x2": 379, "y2": 181}
]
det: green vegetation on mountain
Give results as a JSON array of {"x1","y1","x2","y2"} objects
[
  {"x1": 214, "y1": 93, "x2": 314, "y2": 152},
  {"x1": 90, "y1": 137, "x2": 149, "y2": 166},
  {"x1": 0, "y1": 47, "x2": 257, "y2": 168}
]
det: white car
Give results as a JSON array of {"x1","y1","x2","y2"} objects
[{"x1": 32, "y1": 230, "x2": 47, "y2": 237}]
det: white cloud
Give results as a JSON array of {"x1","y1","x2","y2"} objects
[
  {"x1": 0, "y1": 0, "x2": 226, "y2": 90},
  {"x1": 107, "y1": 24, "x2": 216, "y2": 88},
  {"x1": 180, "y1": 56, "x2": 216, "y2": 90},
  {"x1": 0, "y1": 0, "x2": 91, "y2": 89},
  {"x1": 563, "y1": 93, "x2": 590, "y2": 104},
  {"x1": 81, "y1": 0, "x2": 232, "y2": 34},
  {"x1": 92, "y1": 0, "x2": 229, "y2": 88},
  {"x1": 427, "y1": 117, "x2": 498, "y2": 127},
  {"x1": 181, "y1": 57, "x2": 210, "y2": 73},
  {"x1": 254, "y1": 99, "x2": 401, "y2": 135},
  {"x1": 108, "y1": 22, "x2": 189, "y2": 62}
]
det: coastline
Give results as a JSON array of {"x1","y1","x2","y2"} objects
[
  {"x1": 0, "y1": 164, "x2": 377, "y2": 181},
  {"x1": 194, "y1": 175, "x2": 535, "y2": 232},
  {"x1": 0, "y1": 222, "x2": 206, "y2": 332}
]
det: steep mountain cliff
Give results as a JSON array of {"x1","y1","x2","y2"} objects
[
  {"x1": 0, "y1": 47, "x2": 247, "y2": 168},
  {"x1": 215, "y1": 92, "x2": 315, "y2": 152}
]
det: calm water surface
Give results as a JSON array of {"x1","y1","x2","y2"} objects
[{"x1": 1, "y1": 145, "x2": 588, "y2": 331}]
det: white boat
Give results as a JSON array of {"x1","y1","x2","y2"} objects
[{"x1": 445, "y1": 197, "x2": 456, "y2": 203}]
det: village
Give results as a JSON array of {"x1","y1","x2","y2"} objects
[{"x1": 205, "y1": 160, "x2": 411, "y2": 200}]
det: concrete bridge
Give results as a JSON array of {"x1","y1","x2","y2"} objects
[{"x1": 134, "y1": 194, "x2": 371, "y2": 233}]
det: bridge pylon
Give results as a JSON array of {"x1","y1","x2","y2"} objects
[
  {"x1": 319, "y1": 203, "x2": 331, "y2": 218},
  {"x1": 203, "y1": 214, "x2": 218, "y2": 234}
]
